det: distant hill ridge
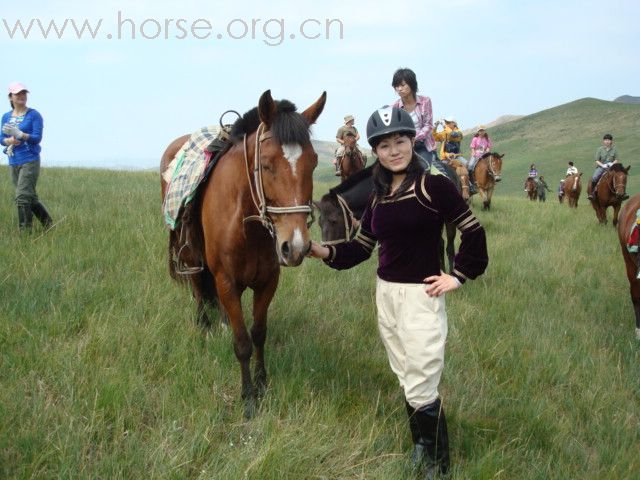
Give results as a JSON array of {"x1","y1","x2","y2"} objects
[{"x1": 615, "y1": 95, "x2": 640, "y2": 105}]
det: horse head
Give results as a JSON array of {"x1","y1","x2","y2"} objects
[
  {"x1": 487, "y1": 152, "x2": 504, "y2": 182},
  {"x1": 610, "y1": 164, "x2": 631, "y2": 200},
  {"x1": 249, "y1": 89, "x2": 326, "y2": 266},
  {"x1": 314, "y1": 194, "x2": 353, "y2": 245}
]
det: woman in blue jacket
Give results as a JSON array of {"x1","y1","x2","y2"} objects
[{"x1": 2, "y1": 82, "x2": 52, "y2": 231}]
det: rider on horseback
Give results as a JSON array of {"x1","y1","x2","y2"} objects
[
  {"x1": 588, "y1": 134, "x2": 626, "y2": 200},
  {"x1": 566, "y1": 161, "x2": 578, "y2": 176},
  {"x1": 433, "y1": 116, "x2": 467, "y2": 167},
  {"x1": 335, "y1": 114, "x2": 360, "y2": 175},
  {"x1": 468, "y1": 126, "x2": 491, "y2": 189}
]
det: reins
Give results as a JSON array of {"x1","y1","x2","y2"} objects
[
  {"x1": 321, "y1": 194, "x2": 358, "y2": 246},
  {"x1": 242, "y1": 123, "x2": 313, "y2": 237}
]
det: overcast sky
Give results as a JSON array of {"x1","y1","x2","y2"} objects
[{"x1": 2, "y1": 0, "x2": 638, "y2": 169}]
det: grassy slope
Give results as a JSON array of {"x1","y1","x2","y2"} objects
[
  {"x1": 0, "y1": 165, "x2": 639, "y2": 479},
  {"x1": 460, "y1": 98, "x2": 640, "y2": 196}
]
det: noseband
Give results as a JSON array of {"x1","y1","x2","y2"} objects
[
  {"x1": 243, "y1": 123, "x2": 314, "y2": 237},
  {"x1": 486, "y1": 155, "x2": 500, "y2": 178}
]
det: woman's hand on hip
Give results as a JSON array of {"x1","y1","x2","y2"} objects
[{"x1": 423, "y1": 272, "x2": 461, "y2": 297}]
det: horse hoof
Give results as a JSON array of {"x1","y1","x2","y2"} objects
[{"x1": 243, "y1": 396, "x2": 258, "y2": 419}]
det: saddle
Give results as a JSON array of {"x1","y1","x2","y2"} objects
[{"x1": 166, "y1": 113, "x2": 238, "y2": 274}]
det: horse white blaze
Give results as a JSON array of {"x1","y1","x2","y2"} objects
[
  {"x1": 282, "y1": 144, "x2": 302, "y2": 176},
  {"x1": 292, "y1": 227, "x2": 304, "y2": 251}
]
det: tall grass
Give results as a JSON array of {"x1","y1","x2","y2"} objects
[{"x1": 0, "y1": 166, "x2": 638, "y2": 479}]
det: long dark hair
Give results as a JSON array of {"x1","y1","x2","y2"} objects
[
  {"x1": 8, "y1": 94, "x2": 13, "y2": 109},
  {"x1": 372, "y1": 152, "x2": 425, "y2": 201}
]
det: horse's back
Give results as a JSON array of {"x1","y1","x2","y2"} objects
[{"x1": 618, "y1": 194, "x2": 640, "y2": 245}]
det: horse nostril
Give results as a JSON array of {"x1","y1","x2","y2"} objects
[{"x1": 281, "y1": 241, "x2": 290, "y2": 258}]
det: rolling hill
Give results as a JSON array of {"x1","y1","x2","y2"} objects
[{"x1": 461, "y1": 98, "x2": 640, "y2": 195}]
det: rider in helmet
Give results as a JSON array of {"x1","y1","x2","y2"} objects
[{"x1": 309, "y1": 106, "x2": 488, "y2": 479}]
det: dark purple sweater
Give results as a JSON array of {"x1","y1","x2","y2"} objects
[{"x1": 324, "y1": 172, "x2": 488, "y2": 284}]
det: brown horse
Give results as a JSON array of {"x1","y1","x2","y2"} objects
[
  {"x1": 563, "y1": 173, "x2": 582, "y2": 208},
  {"x1": 525, "y1": 177, "x2": 537, "y2": 201},
  {"x1": 338, "y1": 134, "x2": 366, "y2": 182},
  {"x1": 160, "y1": 90, "x2": 326, "y2": 417},
  {"x1": 616, "y1": 193, "x2": 640, "y2": 340},
  {"x1": 474, "y1": 152, "x2": 503, "y2": 210},
  {"x1": 588, "y1": 164, "x2": 630, "y2": 226}
]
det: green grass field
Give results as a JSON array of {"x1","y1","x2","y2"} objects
[{"x1": 1, "y1": 165, "x2": 638, "y2": 479}]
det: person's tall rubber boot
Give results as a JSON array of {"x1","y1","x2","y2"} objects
[
  {"x1": 31, "y1": 201, "x2": 53, "y2": 229},
  {"x1": 17, "y1": 204, "x2": 33, "y2": 233},
  {"x1": 406, "y1": 402, "x2": 427, "y2": 468},
  {"x1": 413, "y1": 398, "x2": 450, "y2": 479}
]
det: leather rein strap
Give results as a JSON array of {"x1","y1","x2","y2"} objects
[{"x1": 242, "y1": 123, "x2": 313, "y2": 237}]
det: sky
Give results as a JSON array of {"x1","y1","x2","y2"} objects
[{"x1": 1, "y1": 0, "x2": 639, "y2": 169}]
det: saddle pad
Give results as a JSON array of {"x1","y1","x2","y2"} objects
[
  {"x1": 163, "y1": 126, "x2": 221, "y2": 229},
  {"x1": 627, "y1": 209, "x2": 640, "y2": 253}
]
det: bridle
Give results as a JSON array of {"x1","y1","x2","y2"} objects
[
  {"x1": 321, "y1": 194, "x2": 358, "y2": 246},
  {"x1": 242, "y1": 123, "x2": 314, "y2": 237},
  {"x1": 485, "y1": 154, "x2": 500, "y2": 179},
  {"x1": 607, "y1": 169, "x2": 627, "y2": 196}
]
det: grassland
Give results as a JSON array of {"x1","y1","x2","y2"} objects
[{"x1": 0, "y1": 163, "x2": 638, "y2": 479}]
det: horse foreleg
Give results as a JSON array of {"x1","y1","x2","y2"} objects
[
  {"x1": 623, "y1": 251, "x2": 640, "y2": 339},
  {"x1": 613, "y1": 203, "x2": 621, "y2": 227},
  {"x1": 251, "y1": 274, "x2": 279, "y2": 399},
  {"x1": 445, "y1": 223, "x2": 456, "y2": 273},
  {"x1": 216, "y1": 278, "x2": 256, "y2": 418}
]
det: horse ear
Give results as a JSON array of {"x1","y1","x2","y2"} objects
[
  {"x1": 499, "y1": 153, "x2": 505, "y2": 158},
  {"x1": 258, "y1": 90, "x2": 277, "y2": 127},
  {"x1": 626, "y1": 165, "x2": 631, "y2": 173},
  {"x1": 301, "y1": 91, "x2": 327, "y2": 125},
  {"x1": 579, "y1": 172, "x2": 583, "y2": 176}
]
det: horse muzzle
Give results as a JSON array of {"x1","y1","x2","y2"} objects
[
  {"x1": 494, "y1": 175, "x2": 502, "y2": 182},
  {"x1": 276, "y1": 227, "x2": 310, "y2": 267}
]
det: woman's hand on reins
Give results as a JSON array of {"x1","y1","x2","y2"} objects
[{"x1": 423, "y1": 272, "x2": 461, "y2": 297}]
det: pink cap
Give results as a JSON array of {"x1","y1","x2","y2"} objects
[{"x1": 8, "y1": 82, "x2": 29, "y2": 94}]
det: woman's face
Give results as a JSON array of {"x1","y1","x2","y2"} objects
[
  {"x1": 10, "y1": 91, "x2": 28, "y2": 107},
  {"x1": 394, "y1": 81, "x2": 413, "y2": 98},
  {"x1": 374, "y1": 134, "x2": 415, "y2": 172}
]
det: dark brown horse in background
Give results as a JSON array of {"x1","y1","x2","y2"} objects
[
  {"x1": 616, "y1": 193, "x2": 640, "y2": 340},
  {"x1": 338, "y1": 133, "x2": 366, "y2": 182},
  {"x1": 563, "y1": 173, "x2": 582, "y2": 208},
  {"x1": 525, "y1": 177, "x2": 537, "y2": 201},
  {"x1": 588, "y1": 164, "x2": 630, "y2": 226},
  {"x1": 315, "y1": 162, "x2": 462, "y2": 274},
  {"x1": 474, "y1": 152, "x2": 503, "y2": 210},
  {"x1": 160, "y1": 90, "x2": 326, "y2": 417}
]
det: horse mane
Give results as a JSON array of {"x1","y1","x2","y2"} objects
[
  {"x1": 479, "y1": 151, "x2": 497, "y2": 160},
  {"x1": 230, "y1": 100, "x2": 311, "y2": 145},
  {"x1": 610, "y1": 163, "x2": 627, "y2": 173},
  {"x1": 329, "y1": 163, "x2": 375, "y2": 197}
]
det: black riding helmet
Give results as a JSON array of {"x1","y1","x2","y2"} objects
[{"x1": 366, "y1": 106, "x2": 416, "y2": 147}]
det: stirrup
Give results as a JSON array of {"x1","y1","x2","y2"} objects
[{"x1": 174, "y1": 242, "x2": 204, "y2": 275}]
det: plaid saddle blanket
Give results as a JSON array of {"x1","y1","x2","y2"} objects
[{"x1": 162, "y1": 125, "x2": 221, "y2": 230}]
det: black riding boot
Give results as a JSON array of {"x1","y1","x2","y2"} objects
[
  {"x1": 31, "y1": 201, "x2": 53, "y2": 229},
  {"x1": 469, "y1": 170, "x2": 477, "y2": 195},
  {"x1": 588, "y1": 180, "x2": 597, "y2": 199},
  {"x1": 17, "y1": 204, "x2": 33, "y2": 232},
  {"x1": 406, "y1": 399, "x2": 450, "y2": 479}
]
